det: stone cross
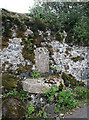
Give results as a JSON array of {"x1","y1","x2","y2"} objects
[{"x1": 34, "y1": 47, "x2": 49, "y2": 74}]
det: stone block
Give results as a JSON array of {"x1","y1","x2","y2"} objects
[
  {"x1": 22, "y1": 78, "x2": 49, "y2": 93},
  {"x1": 34, "y1": 47, "x2": 49, "y2": 74}
]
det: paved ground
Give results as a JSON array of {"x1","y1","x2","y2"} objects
[{"x1": 64, "y1": 103, "x2": 89, "y2": 120}]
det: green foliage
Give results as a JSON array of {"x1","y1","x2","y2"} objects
[
  {"x1": 3, "y1": 88, "x2": 27, "y2": 102},
  {"x1": 36, "y1": 110, "x2": 43, "y2": 117},
  {"x1": 51, "y1": 66, "x2": 58, "y2": 70},
  {"x1": 28, "y1": 104, "x2": 35, "y2": 115},
  {"x1": 19, "y1": 89, "x2": 27, "y2": 102},
  {"x1": 32, "y1": 70, "x2": 41, "y2": 78},
  {"x1": 25, "y1": 38, "x2": 33, "y2": 42},
  {"x1": 74, "y1": 86, "x2": 88, "y2": 99},
  {"x1": 73, "y1": 17, "x2": 89, "y2": 46},
  {"x1": 44, "y1": 85, "x2": 58, "y2": 104},
  {"x1": 3, "y1": 88, "x2": 18, "y2": 97},
  {"x1": 44, "y1": 85, "x2": 88, "y2": 113},
  {"x1": 30, "y1": 2, "x2": 89, "y2": 46},
  {"x1": 26, "y1": 104, "x2": 47, "y2": 119},
  {"x1": 43, "y1": 112, "x2": 47, "y2": 118},
  {"x1": 27, "y1": 45, "x2": 32, "y2": 50},
  {"x1": 30, "y1": 4, "x2": 62, "y2": 41},
  {"x1": 66, "y1": 16, "x2": 89, "y2": 46},
  {"x1": 24, "y1": 38, "x2": 33, "y2": 50},
  {"x1": 57, "y1": 87, "x2": 78, "y2": 110},
  {"x1": 2, "y1": 29, "x2": 5, "y2": 34},
  {"x1": 43, "y1": 74, "x2": 49, "y2": 78}
]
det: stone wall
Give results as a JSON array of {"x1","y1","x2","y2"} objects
[{"x1": 48, "y1": 41, "x2": 88, "y2": 81}]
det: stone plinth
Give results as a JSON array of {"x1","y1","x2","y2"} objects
[{"x1": 34, "y1": 47, "x2": 49, "y2": 74}]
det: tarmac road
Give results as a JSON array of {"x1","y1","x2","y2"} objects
[{"x1": 64, "y1": 103, "x2": 89, "y2": 120}]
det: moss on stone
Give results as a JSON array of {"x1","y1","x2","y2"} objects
[
  {"x1": 17, "y1": 66, "x2": 26, "y2": 74},
  {"x1": 62, "y1": 72, "x2": 85, "y2": 87},
  {"x1": 71, "y1": 56, "x2": 84, "y2": 62},
  {"x1": 65, "y1": 48, "x2": 71, "y2": 55},
  {"x1": 77, "y1": 80, "x2": 85, "y2": 86},
  {"x1": 2, "y1": 98, "x2": 26, "y2": 119},
  {"x1": 16, "y1": 29, "x2": 25, "y2": 39},
  {"x1": 2, "y1": 40, "x2": 9, "y2": 48},
  {"x1": 2, "y1": 73, "x2": 18, "y2": 90},
  {"x1": 66, "y1": 47, "x2": 71, "y2": 51},
  {"x1": 17, "y1": 65, "x2": 32, "y2": 74},
  {"x1": 29, "y1": 18, "x2": 46, "y2": 32},
  {"x1": 65, "y1": 50, "x2": 69, "y2": 55},
  {"x1": 46, "y1": 44, "x2": 54, "y2": 57},
  {"x1": 58, "y1": 81, "x2": 63, "y2": 91},
  {"x1": 32, "y1": 38, "x2": 41, "y2": 47},
  {"x1": 62, "y1": 72, "x2": 70, "y2": 83},
  {"x1": 22, "y1": 49, "x2": 35, "y2": 64},
  {"x1": 2, "y1": 8, "x2": 27, "y2": 43}
]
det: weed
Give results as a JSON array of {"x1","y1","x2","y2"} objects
[
  {"x1": 32, "y1": 70, "x2": 41, "y2": 78},
  {"x1": 51, "y1": 66, "x2": 58, "y2": 70},
  {"x1": 3, "y1": 88, "x2": 27, "y2": 102}
]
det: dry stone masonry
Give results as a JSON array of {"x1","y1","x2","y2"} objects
[
  {"x1": 47, "y1": 41, "x2": 88, "y2": 83},
  {"x1": 1, "y1": 38, "x2": 31, "y2": 72}
]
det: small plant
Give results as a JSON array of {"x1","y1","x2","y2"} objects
[
  {"x1": 57, "y1": 87, "x2": 78, "y2": 110},
  {"x1": 43, "y1": 112, "x2": 47, "y2": 118},
  {"x1": 3, "y1": 88, "x2": 27, "y2": 102},
  {"x1": 44, "y1": 85, "x2": 88, "y2": 114},
  {"x1": 32, "y1": 70, "x2": 41, "y2": 78},
  {"x1": 44, "y1": 85, "x2": 58, "y2": 104},
  {"x1": 28, "y1": 104, "x2": 35, "y2": 115},
  {"x1": 26, "y1": 104, "x2": 48, "y2": 119},
  {"x1": 19, "y1": 89, "x2": 27, "y2": 102},
  {"x1": 26, "y1": 104, "x2": 35, "y2": 119},
  {"x1": 25, "y1": 37, "x2": 28, "y2": 42},
  {"x1": 3, "y1": 88, "x2": 18, "y2": 97},
  {"x1": 25, "y1": 38, "x2": 33, "y2": 42},
  {"x1": 27, "y1": 45, "x2": 32, "y2": 50},
  {"x1": 74, "y1": 86, "x2": 88, "y2": 99},
  {"x1": 55, "y1": 108, "x2": 60, "y2": 114},
  {"x1": 24, "y1": 37, "x2": 33, "y2": 51},
  {"x1": 36, "y1": 110, "x2": 43, "y2": 117},
  {"x1": 51, "y1": 66, "x2": 58, "y2": 70},
  {"x1": 43, "y1": 74, "x2": 49, "y2": 78},
  {"x1": 2, "y1": 29, "x2": 5, "y2": 34}
]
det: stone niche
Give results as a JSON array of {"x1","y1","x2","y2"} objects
[{"x1": 34, "y1": 47, "x2": 49, "y2": 74}]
